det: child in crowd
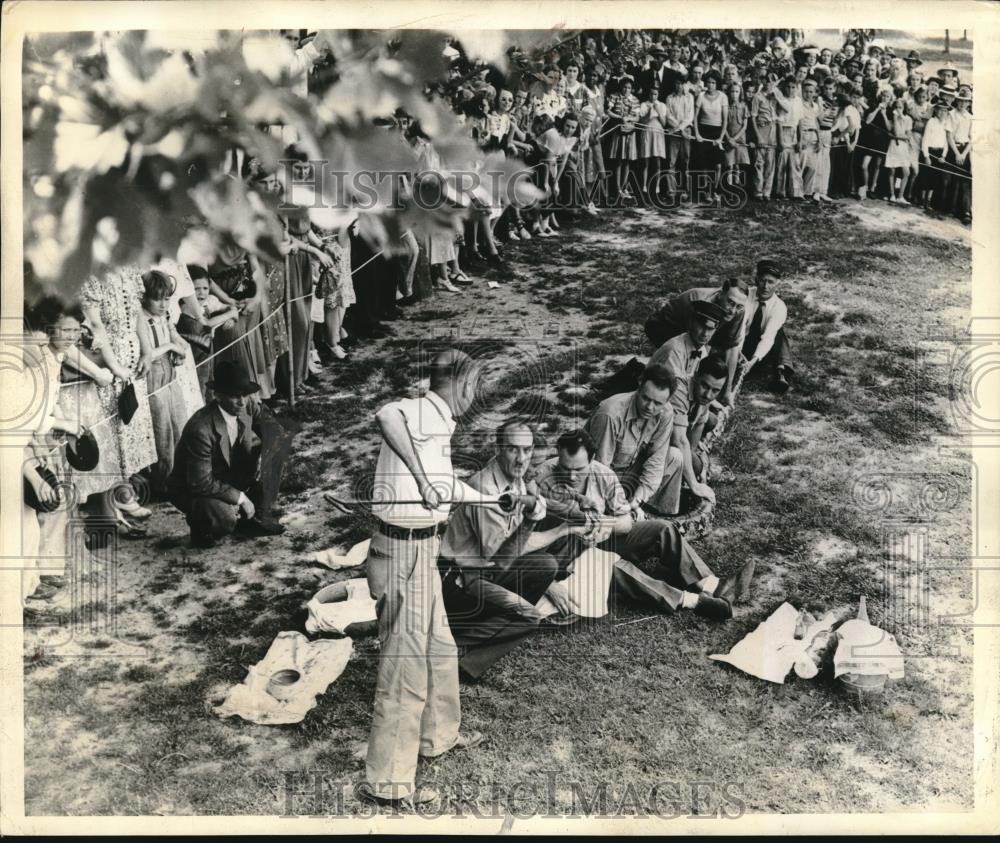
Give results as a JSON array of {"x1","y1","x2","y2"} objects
[
  {"x1": 884, "y1": 97, "x2": 913, "y2": 205},
  {"x1": 140, "y1": 270, "x2": 191, "y2": 495},
  {"x1": 606, "y1": 77, "x2": 641, "y2": 199}
]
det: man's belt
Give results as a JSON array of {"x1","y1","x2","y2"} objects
[{"x1": 376, "y1": 519, "x2": 447, "y2": 541}]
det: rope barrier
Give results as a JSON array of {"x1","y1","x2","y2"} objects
[{"x1": 36, "y1": 243, "x2": 393, "y2": 456}]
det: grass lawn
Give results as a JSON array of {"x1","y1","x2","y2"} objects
[{"x1": 23, "y1": 195, "x2": 973, "y2": 817}]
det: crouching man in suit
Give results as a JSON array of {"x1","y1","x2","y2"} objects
[{"x1": 168, "y1": 362, "x2": 293, "y2": 548}]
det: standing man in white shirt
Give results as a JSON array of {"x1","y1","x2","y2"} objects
[
  {"x1": 358, "y1": 349, "x2": 486, "y2": 807},
  {"x1": 948, "y1": 86, "x2": 972, "y2": 225},
  {"x1": 772, "y1": 75, "x2": 804, "y2": 199},
  {"x1": 741, "y1": 259, "x2": 794, "y2": 394}
]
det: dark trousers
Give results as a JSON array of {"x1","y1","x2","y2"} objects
[
  {"x1": 828, "y1": 143, "x2": 855, "y2": 198},
  {"x1": 602, "y1": 519, "x2": 714, "y2": 611},
  {"x1": 442, "y1": 551, "x2": 559, "y2": 679},
  {"x1": 345, "y1": 238, "x2": 398, "y2": 336},
  {"x1": 172, "y1": 408, "x2": 294, "y2": 545},
  {"x1": 742, "y1": 326, "x2": 793, "y2": 373},
  {"x1": 551, "y1": 519, "x2": 715, "y2": 613}
]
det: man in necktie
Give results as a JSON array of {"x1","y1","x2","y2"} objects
[
  {"x1": 168, "y1": 362, "x2": 292, "y2": 548},
  {"x1": 741, "y1": 258, "x2": 794, "y2": 393},
  {"x1": 647, "y1": 299, "x2": 728, "y2": 379}
]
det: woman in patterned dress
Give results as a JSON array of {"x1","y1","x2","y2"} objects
[{"x1": 60, "y1": 264, "x2": 158, "y2": 526}]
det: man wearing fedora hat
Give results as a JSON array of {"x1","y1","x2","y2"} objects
[
  {"x1": 904, "y1": 50, "x2": 923, "y2": 71},
  {"x1": 168, "y1": 361, "x2": 292, "y2": 548}
]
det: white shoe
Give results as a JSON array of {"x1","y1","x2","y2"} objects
[
  {"x1": 308, "y1": 349, "x2": 322, "y2": 374},
  {"x1": 517, "y1": 227, "x2": 532, "y2": 241},
  {"x1": 507, "y1": 229, "x2": 520, "y2": 241},
  {"x1": 331, "y1": 344, "x2": 347, "y2": 360},
  {"x1": 437, "y1": 279, "x2": 461, "y2": 293},
  {"x1": 897, "y1": 197, "x2": 911, "y2": 206},
  {"x1": 586, "y1": 204, "x2": 599, "y2": 216}
]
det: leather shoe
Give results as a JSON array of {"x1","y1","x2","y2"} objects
[
  {"x1": 542, "y1": 611, "x2": 579, "y2": 627},
  {"x1": 420, "y1": 730, "x2": 484, "y2": 758},
  {"x1": 354, "y1": 781, "x2": 439, "y2": 806},
  {"x1": 236, "y1": 516, "x2": 286, "y2": 537},
  {"x1": 773, "y1": 367, "x2": 790, "y2": 394},
  {"x1": 694, "y1": 592, "x2": 733, "y2": 620},
  {"x1": 713, "y1": 560, "x2": 756, "y2": 606}
]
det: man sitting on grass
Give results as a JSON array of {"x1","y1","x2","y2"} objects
[
  {"x1": 741, "y1": 257, "x2": 794, "y2": 394},
  {"x1": 439, "y1": 419, "x2": 575, "y2": 679},
  {"x1": 643, "y1": 277, "x2": 749, "y2": 406},
  {"x1": 168, "y1": 362, "x2": 293, "y2": 548},
  {"x1": 532, "y1": 429, "x2": 754, "y2": 621},
  {"x1": 598, "y1": 299, "x2": 727, "y2": 399},
  {"x1": 669, "y1": 353, "x2": 730, "y2": 491},
  {"x1": 647, "y1": 299, "x2": 728, "y2": 377},
  {"x1": 586, "y1": 364, "x2": 685, "y2": 518}
]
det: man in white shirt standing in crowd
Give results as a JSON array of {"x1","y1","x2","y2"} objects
[
  {"x1": 948, "y1": 85, "x2": 972, "y2": 225},
  {"x1": 772, "y1": 75, "x2": 804, "y2": 200},
  {"x1": 741, "y1": 258, "x2": 794, "y2": 394},
  {"x1": 797, "y1": 79, "x2": 823, "y2": 200},
  {"x1": 664, "y1": 74, "x2": 695, "y2": 198},
  {"x1": 358, "y1": 349, "x2": 485, "y2": 807}
]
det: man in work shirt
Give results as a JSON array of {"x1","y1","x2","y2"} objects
[
  {"x1": 647, "y1": 299, "x2": 727, "y2": 380},
  {"x1": 669, "y1": 353, "x2": 730, "y2": 486},
  {"x1": 358, "y1": 349, "x2": 486, "y2": 807},
  {"x1": 643, "y1": 278, "x2": 749, "y2": 406},
  {"x1": 533, "y1": 429, "x2": 754, "y2": 620},
  {"x1": 440, "y1": 420, "x2": 574, "y2": 679},
  {"x1": 586, "y1": 364, "x2": 683, "y2": 518}
]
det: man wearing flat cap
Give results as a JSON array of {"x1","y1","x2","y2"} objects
[
  {"x1": 168, "y1": 361, "x2": 292, "y2": 548},
  {"x1": 648, "y1": 298, "x2": 728, "y2": 379},
  {"x1": 644, "y1": 278, "x2": 749, "y2": 405},
  {"x1": 741, "y1": 259, "x2": 794, "y2": 394}
]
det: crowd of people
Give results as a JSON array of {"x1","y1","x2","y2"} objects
[
  {"x1": 16, "y1": 26, "x2": 959, "y2": 807},
  {"x1": 436, "y1": 28, "x2": 972, "y2": 225}
]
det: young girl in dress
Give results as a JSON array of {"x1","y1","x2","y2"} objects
[
  {"x1": 140, "y1": 270, "x2": 191, "y2": 496},
  {"x1": 905, "y1": 86, "x2": 931, "y2": 203},
  {"x1": 638, "y1": 84, "x2": 667, "y2": 199},
  {"x1": 606, "y1": 78, "x2": 641, "y2": 199},
  {"x1": 555, "y1": 112, "x2": 598, "y2": 216},
  {"x1": 884, "y1": 97, "x2": 913, "y2": 205},
  {"x1": 724, "y1": 81, "x2": 750, "y2": 191}
]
